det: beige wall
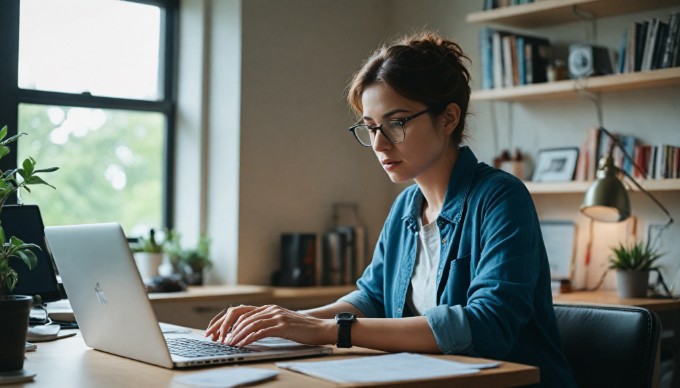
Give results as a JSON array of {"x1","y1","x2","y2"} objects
[{"x1": 178, "y1": 0, "x2": 680, "y2": 292}]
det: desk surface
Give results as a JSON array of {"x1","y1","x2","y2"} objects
[
  {"x1": 16, "y1": 332, "x2": 539, "y2": 388},
  {"x1": 553, "y1": 290, "x2": 680, "y2": 312}
]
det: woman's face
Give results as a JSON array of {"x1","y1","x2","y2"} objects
[{"x1": 360, "y1": 82, "x2": 454, "y2": 184}]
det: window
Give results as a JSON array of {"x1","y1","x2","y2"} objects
[{"x1": 0, "y1": 0, "x2": 178, "y2": 235}]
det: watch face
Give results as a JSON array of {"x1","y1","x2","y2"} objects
[{"x1": 336, "y1": 312, "x2": 356, "y2": 322}]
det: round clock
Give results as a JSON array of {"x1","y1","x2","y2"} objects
[{"x1": 568, "y1": 44, "x2": 593, "y2": 79}]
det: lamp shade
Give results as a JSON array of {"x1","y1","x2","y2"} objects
[{"x1": 580, "y1": 174, "x2": 631, "y2": 222}]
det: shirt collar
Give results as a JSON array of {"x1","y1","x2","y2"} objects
[{"x1": 402, "y1": 146, "x2": 478, "y2": 230}]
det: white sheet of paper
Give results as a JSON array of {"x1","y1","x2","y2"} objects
[
  {"x1": 276, "y1": 352, "x2": 500, "y2": 384},
  {"x1": 173, "y1": 367, "x2": 278, "y2": 388}
]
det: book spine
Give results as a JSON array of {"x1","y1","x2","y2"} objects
[
  {"x1": 651, "y1": 21, "x2": 668, "y2": 70},
  {"x1": 492, "y1": 32, "x2": 504, "y2": 90},
  {"x1": 502, "y1": 35, "x2": 514, "y2": 88},
  {"x1": 480, "y1": 28, "x2": 494, "y2": 89},
  {"x1": 641, "y1": 18, "x2": 659, "y2": 71},
  {"x1": 661, "y1": 13, "x2": 679, "y2": 68}
]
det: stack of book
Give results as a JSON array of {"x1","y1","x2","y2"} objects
[
  {"x1": 480, "y1": 28, "x2": 550, "y2": 90},
  {"x1": 575, "y1": 128, "x2": 680, "y2": 181},
  {"x1": 618, "y1": 12, "x2": 680, "y2": 73},
  {"x1": 482, "y1": 0, "x2": 535, "y2": 10}
]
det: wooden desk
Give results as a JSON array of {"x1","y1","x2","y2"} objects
[
  {"x1": 16, "y1": 331, "x2": 539, "y2": 387},
  {"x1": 553, "y1": 290, "x2": 680, "y2": 312}
]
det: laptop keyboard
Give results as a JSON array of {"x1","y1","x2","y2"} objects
[{"x1": 166, "y1": 338, "x2": 257, "y2": 358}]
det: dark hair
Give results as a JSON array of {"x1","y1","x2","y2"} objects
[{"x1": 347, "y1": 31, "x2": 471, "y2": 146}]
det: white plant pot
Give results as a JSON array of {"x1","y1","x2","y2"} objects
[
  {"x1": 616, "y1": 270, "x2": 649, "y2": 299},
  {"x1": 133, "y1": 252, "x2": 164, "y2": 281}
]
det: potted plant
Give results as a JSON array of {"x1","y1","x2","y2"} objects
[
  {"x1": 608, "y1": 240, "x2": 663, "y2": 298},
  {"x1": 165, "y1": 232, "x2": 212, "y2": 286},
  {"x1": 0, "y1": 125, "x2": 57, "y2": 371},
  {"x1": 131, "y1": 228, "x2": 166, "y2": 281}
]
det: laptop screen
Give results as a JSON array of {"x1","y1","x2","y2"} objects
[{"x1": 1, "y1": 204, "x2": 62, "y2": 302}]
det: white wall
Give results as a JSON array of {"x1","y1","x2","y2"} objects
[
  {"x1": 237, "y1": 0, "x2": 397, "y2": 284},
  {"x1": 178, "y1": 0, "x2": 680, "y2": 292}
]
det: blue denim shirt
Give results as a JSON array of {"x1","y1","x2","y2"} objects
[{"x1": 339, "y1": 147, "x2": 575, "y2": 387}]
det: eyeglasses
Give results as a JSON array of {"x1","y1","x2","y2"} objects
[{"x1": 348, "y1": 109, "x2": 430, "y2": 147}]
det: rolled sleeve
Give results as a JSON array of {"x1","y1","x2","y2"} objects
[
  {"x1": 338, "y1": 290, "x2": 383, "y2": 318},
  {"x1": 424, "y1": 304, "x2": 473, "y2": 355}
]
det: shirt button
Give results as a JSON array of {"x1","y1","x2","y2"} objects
[
  {"x1": 442, "y1": 238, "x2": 447, "y2": 244},
  {"x1": 437, "y1": 270, "x2": 442, "y2": 276},
  {"x1": 397, "y1": 307, "x2": 402, "y2": 313}
]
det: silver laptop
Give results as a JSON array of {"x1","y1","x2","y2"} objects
[{"x1": 45, "y1": 223, "x2": 332, "y2": 369}]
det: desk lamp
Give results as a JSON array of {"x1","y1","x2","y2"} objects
[{"x1": 580, "y1": 128, "x2": 674, "y2": 228}]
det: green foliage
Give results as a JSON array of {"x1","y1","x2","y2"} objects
[
  {"x1": 17, "y1": 104, "x2": 163, "y2": 233},
  {"x1": 165, "y1": 232, "x2": 212, "y2": 271},
  {"x1": 608, "y1": 240, "x2": 663, "y2": 272},
  {"x1": 0, "y1": 125, "x2": 58, "y2": 294},
  {"x1": 132, "y1": 228, "x2": 164, "y2": 253}
]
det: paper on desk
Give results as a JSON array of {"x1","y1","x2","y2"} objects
[
  {"x1": 276, "y1": 352, "x2": 500, "y2": 384},
  {"x1": 173, "y1": 367, "x2": 278, "y2": 388}
]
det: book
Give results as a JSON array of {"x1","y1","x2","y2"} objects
[
  {"x1": 502, "y1": 35, "x2": 514, "y2": 88},
  {"x1": 661, "y1": 13, "x2": 679, "y2": 68},
  {"x1": 635, "y1": 20, "x2": 648, "y2": 72},
  {"x1": 641, "y1": 18, "x2": 659, "y2": 71},
  {"x1": 492, "y1": 31, "x2": 505, "y2": 90},
  {"x1": 651, "y1": 21, "x2": 668, "y2": 70},
  {"x1": 480, "y1": 28, "x2": 495, "y2": 89}
]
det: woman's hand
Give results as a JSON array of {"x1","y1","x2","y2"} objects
[{"x1": 203, "y1": 304, "x2": 336, "y2": 347}]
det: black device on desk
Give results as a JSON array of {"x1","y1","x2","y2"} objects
[{"x1": 1, "y1": 204, "x2": 63, "y2": 302}]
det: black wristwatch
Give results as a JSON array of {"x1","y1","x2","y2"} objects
[{"x1": 335, "y1": 312, "x2": 356, "y2": 348}]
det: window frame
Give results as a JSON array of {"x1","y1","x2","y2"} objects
[{"x1": 0, "y1": 0, "x2": 179, "y2": 229}]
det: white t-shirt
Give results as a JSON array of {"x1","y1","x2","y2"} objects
[{"x1": 406, "y1": 217, "x2": 440, "y2": 316}]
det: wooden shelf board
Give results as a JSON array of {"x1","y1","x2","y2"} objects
[
  {"x1": 472, "y1": 68, "x2": 680, "y2": 102},
  {"x1": 466, "y1": 0, "x2": 680, "y2": 28},
  {"x1": 524, "y1": 178, "x2": 680, "y2": 194}
]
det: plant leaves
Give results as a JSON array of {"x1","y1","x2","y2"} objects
[
  {"x1": 15, "y1": 249, "x2": 38, "y2": 270},
  {"x1": 22, "y1": 157, "x2": 35, "y2": 177},
  {"x1": 0, "y1": 125, "x2": 7, "y2": 141},
  {"x1": 26, "y1": 175, "x2": 56, "y2": 189},
  {"x1": 34, "y1": 167, "x2": 59, "y2": 173}
]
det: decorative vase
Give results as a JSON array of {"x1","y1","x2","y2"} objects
[
  {"x1": 0, "y1": 295, "x2": 33, "y2": 371},
  {"x1": 133, "y1": 252, "x2": 164, "y2": 281},
  {"x1": 616, "y1": 270, "x2": 649, "y2": 298}
]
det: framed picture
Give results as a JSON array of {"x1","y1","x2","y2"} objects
[
  {"x1": 532, "y1": 147, "x2": 579, "y2": 182},
  {"x1": 540, "y1": 221, "x2": 576, "y2": 281}
]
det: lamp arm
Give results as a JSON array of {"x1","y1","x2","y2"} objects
[{"x1": 618, "y1": 167, "x2": 674, "y2": 228}]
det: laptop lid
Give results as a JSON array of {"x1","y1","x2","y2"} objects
[
  {"x1": 45, "y1": 223, "x2": 175, "y2": 368},
  {"x1": 45, "y1": 223, "x2": 332, "y2": 369},
  {"x1": 1, "y1": 204, "x2": 62, "y2": 302}
]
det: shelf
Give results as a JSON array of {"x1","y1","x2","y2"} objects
[
  {"x1": 466, "y1": 0, "x2": 680, "y2": 28},
  {"x1": 524, "y1": 178, "x2": 680, "y2": 194},
  {"x1": 471, "y1": 68, "x2": 680, "y2": 102}
]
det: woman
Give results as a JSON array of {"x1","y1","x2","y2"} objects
[{"x1": 205, "y1": 31, "x2": 575, "y2": 387}]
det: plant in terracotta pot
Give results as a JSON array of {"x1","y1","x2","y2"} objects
[
  {"x1": 608, "y1": 240, "x2": 663, "y2": 299},
  {"x1": 0, "y1": 125, "x2": 58, "y2": 372}
]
